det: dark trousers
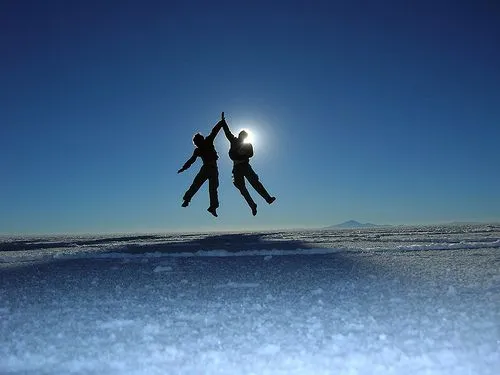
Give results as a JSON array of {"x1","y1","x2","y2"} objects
[
  {"x1": 232, "y1": 163, "x2": 272, "y2": 207},
  {"x1": 183, "y1": 165, "x2": 219, "y2": 208}
]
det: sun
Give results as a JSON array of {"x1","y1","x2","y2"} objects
[{"x1": 238, "y1": 128, "x2": 254, "y2": 144}]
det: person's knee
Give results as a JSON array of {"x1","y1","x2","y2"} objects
[
  {"x1": 233, "y1": 180, "x2": 244, "y2": 190},
  {"x1": 245, "y1": 172, "x2": 258, "y2": 183}
]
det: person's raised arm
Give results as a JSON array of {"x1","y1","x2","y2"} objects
[
  {"x1": 221, "y1": 119, "x2": 235, "y2": 142},
  {"x1": 177, "y1": 150, "x2": 198, "y2": 173},
  {"x1": 206, "y1": 112, "x2": 226, "y2": 143}
]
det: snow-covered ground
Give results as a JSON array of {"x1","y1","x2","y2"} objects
[{"x1": 1, "y1": 224, "x2": 499, "y2": 374}]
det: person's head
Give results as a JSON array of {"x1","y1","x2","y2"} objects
[
  {"x1": 238, "y1": 130, "x2": 248, "y2": 142},
  {"x1": 192, "y1": 133, "x2": 204, "y2": 147}
]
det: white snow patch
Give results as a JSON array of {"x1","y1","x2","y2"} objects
[
  {"x1": 256, "y1": 343, "x2": 281, "y2": 355},
  {"x1": 153, "y1": 265, "x2": 173, "y2": 273},
  {"x1": 215, "y1": 281, "x2": 261, "y2": 289},
  {"x1": 99, "y1": 319, "x2": 135, "y2": 330},
  {"x1": 311, "y1": 287, "x2": 324, "y2": 295}
]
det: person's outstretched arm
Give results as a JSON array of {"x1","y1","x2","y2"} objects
[
  {"x1": 206, "y1": 112, "x2": 226, "y2": 143},
  {"x1": 177, "y1": 150, "x2": 198, "y2": 173},
  {"x1": 221, "y1": 120, "x2": 236, "y2": 142},
  {"x1": 205, "y1": 121, "x2": 223, "y2": 143}
]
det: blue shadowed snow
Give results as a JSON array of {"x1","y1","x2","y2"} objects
[{"x1": 0, "y1": 224, "x2": 499, "y2": 374}]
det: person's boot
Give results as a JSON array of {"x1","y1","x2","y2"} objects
[
  {"x1": 267, "y1": 197, "x2": 276, "y2": 204},
  {"x1": 207, "y1": 207, "x2": 218, "y2": 217},
  {"x1": 250, "y1": 204, "x2": 257, "y2": 216},
  {"x1": 181, "y1": 200, "x2": 189, "y2": 207}
]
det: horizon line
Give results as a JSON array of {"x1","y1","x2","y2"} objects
[{"x1": 1, "y1": 221, "x2": 498, "y2": 237}]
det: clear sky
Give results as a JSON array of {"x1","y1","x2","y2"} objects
[{"x1": 1, "y1": 0, "x2": 499, "y2": 234}]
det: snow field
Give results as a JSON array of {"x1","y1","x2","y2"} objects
[{"x1": 0, "y1": 226, "x2": 499, "y2": 374}]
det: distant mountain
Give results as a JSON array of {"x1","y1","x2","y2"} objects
[
  {"x1": 324, "y1": 220, "x2": 381, "y2": 229},
  {"x1": 447, "y1": 221, "x2": 482, "y2": 226}
]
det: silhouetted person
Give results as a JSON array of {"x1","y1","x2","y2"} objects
[
  {"x1": 178, "y1": 113, "x2": 225, "y2": 217},
  {"x1": 221, "y1": 118, "x2": 275, "y2": 216}
]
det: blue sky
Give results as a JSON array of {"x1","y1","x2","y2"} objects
[{"x1": 1, "y1": 0, "x2": 499, "y2": 234}]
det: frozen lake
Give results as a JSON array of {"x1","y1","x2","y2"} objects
[{"x1": 1, "y1": 224, "x2": 499, "y2": 374}]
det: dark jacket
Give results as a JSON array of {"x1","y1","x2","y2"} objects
[
  {"x1": 222, "y1": 123, "x2": 253, "y2": 163},
  {"x1": 179, "y1": 121, "x2": 223, "y2": 171}
]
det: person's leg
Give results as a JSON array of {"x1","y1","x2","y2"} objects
[
  {"x1": 233, "y1": 165, "x2": 257, "y2": 215},
  {"x1": 244, "y1": 164, "x2": 275, "y2": 204},
  {"x1": 206, "y1": 166, "x2": 219, "y2": 217},
  {"x1": 182, "y1": 167, "x2": 208, "y2": 205},
  {"x1": 207, "y1": 166, "x2": 219, "y2": 209}
]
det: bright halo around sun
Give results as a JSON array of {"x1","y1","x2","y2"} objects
[{"x1": 238, "y1": 128, "x2": 254, "y2": 144}]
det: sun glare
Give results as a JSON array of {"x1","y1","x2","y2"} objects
[{"x1": 239, "y1": 128, "x2": 254, "y2": 144}]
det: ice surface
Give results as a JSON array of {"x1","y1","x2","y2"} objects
[{"x1": 0, "y1": 224, "x2": 499, "y2": 374}]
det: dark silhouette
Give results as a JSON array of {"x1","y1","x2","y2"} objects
[
  {"x1": 221, "y1": 118, "x2": 276, "y2": 216},
  {"x1": 178, "y1": 113, "x2": 226, "y2": 217}
]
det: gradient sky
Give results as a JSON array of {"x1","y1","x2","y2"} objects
[{"x1": 1, "y1": 0, "x2": 499, "y2": 234}]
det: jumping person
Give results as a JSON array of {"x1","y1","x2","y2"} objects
[
  {"x1": 177, "y1": 113, "x2": 225, "y2": 217},
  {"x1": 221, "y1": 116, "x2": 276, "y2": 216}
]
